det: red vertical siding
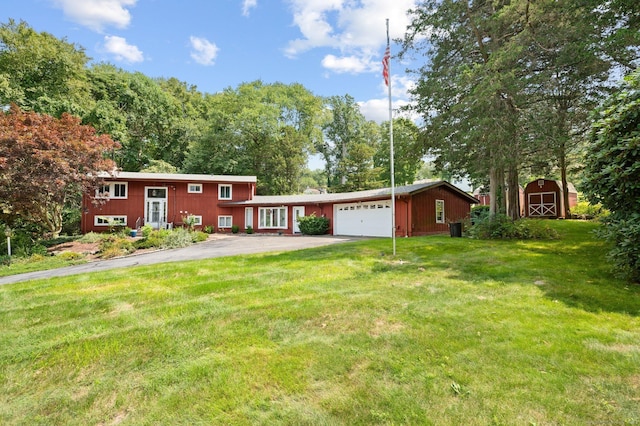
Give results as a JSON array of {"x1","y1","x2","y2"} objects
[
  {"x1": 82, "y1": 179, "x2": 256, "y2": 233},
  {"x1": 411, "y1": 187, "x2": 473, "y2": 235}
]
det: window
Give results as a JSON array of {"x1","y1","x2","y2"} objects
[
  {"x1": 188, "y1": 183, "x2": 202, "y2": 193},
  {"x1": 219, "y1": 184, "x2": 232, "y2": 200},
  {"x1": 95, "y1": 215, "x2": 127, "y2": 226},
  {"x1": 259, "y1": 207, "x2": 287, "y2": 229},
  {"x1": 435, "y1": 199, "x2": 445, "y2": 224},
  {"x1": 218, "y1": 215, "x2": 232, "y2": 228},
  {"x1": 97, "y1": 182, "x2": 128, "y2": 199}
]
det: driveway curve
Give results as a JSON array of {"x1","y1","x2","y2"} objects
[{"x1": 0, "y1": 234, "x2": 357, "y2": 286}]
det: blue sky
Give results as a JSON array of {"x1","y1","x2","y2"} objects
[{"x1": 2, "y1": 0, "x2": 419, "y2": 123}]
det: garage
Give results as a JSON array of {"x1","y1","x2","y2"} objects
[{"x1": 333, "y1": 200, "x2": 392, "y2": 237}]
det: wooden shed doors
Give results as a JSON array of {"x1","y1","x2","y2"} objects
[{"x1": 528, "y1": 192, "x2": 556, "y2": 217}]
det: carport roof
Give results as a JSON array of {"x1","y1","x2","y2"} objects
[{"x1": 221, "y1": 180, "x2": 478, "y2": 206}]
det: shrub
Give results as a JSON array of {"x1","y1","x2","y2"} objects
[
  {"x1": 141, "y1": 224, "x2": 154, "y2": 238},
  {"x1": 163, "y1": 228, "x2": 195, "y2": 249},
  {"x1": 471, "y1": 205, "x2": 490, "y2": 224},
  {"x1": 203, "y1": 225, "x2": 215, "y2": 234},
  {"x1": 231, "y1": 225, "x2": 240, "y2": 234},
  {"x1": 597, "y1": 212, "x2": 640, "y2": 282},
  {"x1": 468, "y1": 215, "x2": 558, "y2": 240},
  {"x1": 78, "y1": 232, "x2": 102, "y2": 243},
  {"x1": 56, "y1": 251, "x2": 85, "y2": 261},
  {"x1": 98, "y1": 235, "x2": 135, "y2": 258},
  {"x1": 245, "y1": 225, "x2": 254, "y2": 234},
  {"x1": 298, "y1": 213, "x2": 330, "y2": 235},
  {"x1": 191, "y1": 231, "x2": 209, "y2": 243},
  {"x1": 571, "y1": 201, "x2": 609, "y2": 220}
]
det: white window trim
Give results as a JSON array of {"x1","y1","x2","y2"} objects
[
  {"x1": 94, "y1": 215, "x2": 127, "y2": 226},
  {"x1": 184, "y1": 214, "x2": 202, "y2": 226},
  {"x1": 258, "y1": 207, "x2": 288, "y2": 229},
  {"x1": 187, "y1": 183, "x2": 203, "y2": 194},
  {"x1": 218, "y1": 215, "x2": 232, "y2": 228},
  {"x1": 218, "y1": 184, "x2": 232, "y2": 200},
  {"x1": 96, "y1": 182, "x2": 128, "y2": 200},
  {"x1": 435, "y1": 199, "x2": 445, "y2": 224}
]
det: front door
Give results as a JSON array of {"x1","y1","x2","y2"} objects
[
  {"x1": 245, "y1": 207, "x2": 254, "y2": 230},
  {"x1": 292, "y1": 206, "x2": 305, "y2": 233},
  {"x1": 145, "y1": 187, "x2": 168, "y2": 229}
]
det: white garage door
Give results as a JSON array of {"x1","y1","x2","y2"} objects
[{"x1": 334, "y1": 200, "x2": 392, "y2": 237}]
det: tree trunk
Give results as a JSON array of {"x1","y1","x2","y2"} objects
[
  {"x1": 507, "y1": 164, "x2": 520, "y2": 220},
  {"x1": 489, "y1": 166, "x2": 498, "y2": 218},
  {"x1": 559, "y1": 140, "x2": 571, "y2": 218}
]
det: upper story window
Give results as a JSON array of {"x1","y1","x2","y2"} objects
[
  {"x1": 188, "y1": 183, "x2": 203, "y2": 193},
  {"x1": 97, "y1": 182, "x2": 128, "y2": 199},
  {"x1": 219, "y1": 184, "x2": 232, "y2": 200}
]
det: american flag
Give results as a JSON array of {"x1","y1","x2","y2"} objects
[{"x1": 382, "y1": 44, "x2": 390, "y2": 86}]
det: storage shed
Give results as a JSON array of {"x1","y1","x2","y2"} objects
[{"x1": 524, "y1": 179, "x2": 578, "y2": 218}]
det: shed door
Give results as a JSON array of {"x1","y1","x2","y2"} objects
[
  {"x1": 334, "y1": 200, "x2": 392, "y2": 237},
  {"x1": 528, "y1": 192, "x2": 556, "y2": 217}
]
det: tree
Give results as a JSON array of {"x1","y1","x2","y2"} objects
[
  {"x1": 84, "y1": 64, "x2": 184, "y2": 171},
  {"x1": 184, "y1": 81, "x2": 323, "y2": 195},
  {"x1": 583, "y1": 69, "x2": 640, "y2": 281},
  {"x1": 0, "y1": 105, "x2": 118, "y2": 237},
  {"x1": 0, "y1": 19, "x2": 92, "y2": 116},
  {"x1": 320, "y1": 95, "x2": 382, "y2": 191},
  {"x1": 375, "y1": 118, "x2": 423, "y2": 186},
  {"x1": 401, "y1": 0, "x2": 530, "y2": 219}
]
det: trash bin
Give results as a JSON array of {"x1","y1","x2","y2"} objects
[
  {"x1": 130, "y1": 229, "x2": 137, "y2": 238},
  {"x1": 449, "y1": 222, "x2": 462, "y2": 238}
]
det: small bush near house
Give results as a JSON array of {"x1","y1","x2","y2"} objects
[
  {"x1": 470, "y1": 205, "x2": 490, "y2": 224},
  {"x1": 231, "y1": 225, "x2": 240, "y2": 234},
  {"x1": 298, "y1": 213, "x2": 330, "y2": 235},
  {"x1": 141, "y1": 224, "x2": 154, "y2": 238},
  {"x1": 163, "y1": 228, "x2": 196, "y2": 249},
  {"x1": 191, "y1": 231, "x2": 209, "y2": 243},
  {"x1": 246, "y1": 226, "x2": 254, "y2": 234},
  {"x1": 204, "y1": 225, "x2": 215, "y2": 234},
  {"x1": 98, "y1": 234, "x2": 135, "y2": 259},
  {"x1": 469, "y1": 215, "x2": 558, "y2": 240}
]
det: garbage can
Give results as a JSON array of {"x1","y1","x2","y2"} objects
[
  {"x1": 449, "y1": 222, "x2": 462, "y2": 238},
  {"x1": 130, "y1": 229, "x2": 138, "y2": 238}
]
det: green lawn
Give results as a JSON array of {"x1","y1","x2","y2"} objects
[{"x1": 1, "y1": 221, "x2": 639, "y2": 425}]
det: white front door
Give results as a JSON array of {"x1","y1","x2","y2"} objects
[
  {"x1": 245, "y1": 207, "x2": 254, "y2": 230},
  {"x1": 292, "y1": 206, "x2": 305, "y2": 233},
  {"x1": 145, "y1": 187, "x2": 168, "y2": 229}
]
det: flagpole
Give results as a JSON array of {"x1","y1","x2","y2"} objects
[{"x1": 385, "y1": 18, "x2": 396, "y2": 256}]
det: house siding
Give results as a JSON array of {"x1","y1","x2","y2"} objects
[
  {"x1": 411, "y1": 186, "x2": 473, "y2": 236},
  {"x1": 82, "y1": 178, "x2": 256, "y2": 233}
]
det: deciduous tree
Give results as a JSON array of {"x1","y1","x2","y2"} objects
[{"x1": 0, "y1": 105, "x2": 118, "y2": 236}]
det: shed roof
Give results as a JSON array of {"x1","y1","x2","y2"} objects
[
  {"x1": 222, "y1": 180, "x2": 478, "y2": 206},
  {"x1": 98, "y1": 171, "x2": 257, "y2": 183}
]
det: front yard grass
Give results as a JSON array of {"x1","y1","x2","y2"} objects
[{"x1": 1, "y1": 221, "x2": 639, "y2": 425}]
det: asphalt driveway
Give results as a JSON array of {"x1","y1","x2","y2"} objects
[{"x1": 0, "y1": 234, "x2": 356, "y2": 286}]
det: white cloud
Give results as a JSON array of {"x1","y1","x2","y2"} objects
[
  {"x1": 103, "y1": 35, "x2": 143, "y2": 63},
  {"x1": 242, "y1": 0, "x2": 257, "y2": 16},
  {"x1": 284, "y1": 0, "x2": 417, "y2": 68},
  {"x1": 53, "y1": 0, "x2": 136, "y2": 32},
  {"x1": 359, "y1": 73, "x2": 418, "y2": 123},
  {"x1": 321, "y1": 54, "x2": 376, "y2": 74},
  {"x1": 189, "y1": 36, "x2": 219, "y2": 66}
]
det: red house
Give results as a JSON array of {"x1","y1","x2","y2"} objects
[
  {"x1": 82, "y1": 173, "x2": 478, "y2": 237},
  {"x1": 81, "y1": 171, "x2": 257, "y2": 233}
]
